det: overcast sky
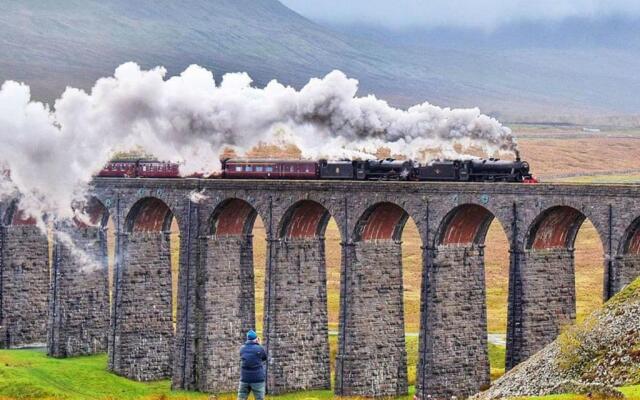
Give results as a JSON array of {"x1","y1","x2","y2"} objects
[{"x1": 280, "y1": 0, "x2": 640, "y2": 30}]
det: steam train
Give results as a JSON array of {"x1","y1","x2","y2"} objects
[{"x1": 97, "y1": 153, "x2": 536, "y2": 183}]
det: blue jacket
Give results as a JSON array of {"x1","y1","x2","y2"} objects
[{"x1": 240, "y1": 341, "x2": 267, "y2": 383}]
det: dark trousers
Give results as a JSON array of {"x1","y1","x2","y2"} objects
[{"x1": 237, "y1": 381, "x2": 265, "y2": 400}]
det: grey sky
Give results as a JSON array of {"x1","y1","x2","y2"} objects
[{"x1": 280, "y1": 0, "x2": 640, "y2": 30}]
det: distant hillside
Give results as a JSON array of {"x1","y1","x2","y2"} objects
[{"x1": 2, "y1": 0, "x2": 640, "y2": 121}]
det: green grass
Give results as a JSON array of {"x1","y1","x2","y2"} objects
[
  {"x1": 0, "y1": 349, "x2": 201, "y2": 400},
  {"x1": 514, "y1": 384, "x2": 640, "y2": 400},
  {"x1": 621, "y1": 385, "x2": 640, "y2": 399},
  {"x1": 0, "y1": 340, "x2": 507, "y2": 399},
  {"x1": 489, "y1": 343, "x2": 506, "y2": 381},
  {"x1": 6, "y1": 345, "x2": 636, "y2": 400}
]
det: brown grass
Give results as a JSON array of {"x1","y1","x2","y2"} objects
[{"x1": 517, "y1": 137, "x2": 640, "y2": 179}]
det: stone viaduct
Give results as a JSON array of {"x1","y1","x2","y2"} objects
[{"x1": 1, "y1": 178, "x2": 640, "y2": 399}]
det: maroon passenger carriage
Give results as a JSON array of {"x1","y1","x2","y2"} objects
[
  {"x1": 98, "y1": 160, "x2": 138, "y2": 177},
  {"x1": 221, "y1": 159, "x2": 319, "y2": 179},
  {"x1": 97, "y1": 159, "x2": 180, "y2": 178},
  {"x1": 137, "y1": 160, "x2": 180, "y2": 178}
]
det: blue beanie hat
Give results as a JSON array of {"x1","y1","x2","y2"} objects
[{"x1": 247, "y1": 330, "x2": 257, "y2": 341}]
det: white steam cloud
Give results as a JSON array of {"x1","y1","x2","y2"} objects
[{"x1": 0, "y1": 62, "x2": 515, "y2": 223}]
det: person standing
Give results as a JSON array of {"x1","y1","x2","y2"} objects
[{"x1": 238, "y1": 330, "x2": 267, "y2": 400}]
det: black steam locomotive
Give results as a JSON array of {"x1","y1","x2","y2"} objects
[{"x1": 221, "y1": 152, "x2": 536, "y2": 183}]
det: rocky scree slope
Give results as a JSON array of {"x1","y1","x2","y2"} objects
[{"x1": 474, "y1": 277, "x2": 640, "y2": 399}]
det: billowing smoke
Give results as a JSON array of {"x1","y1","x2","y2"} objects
[{"x1": 0, "y1": 62, "x2": 515, "y2": 223}]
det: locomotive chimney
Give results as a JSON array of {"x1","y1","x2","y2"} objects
[{"x1": 515, "y1": 150, "x2": 521, "y2": 162}]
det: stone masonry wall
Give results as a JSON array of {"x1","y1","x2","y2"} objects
[
  {"x1": 48, "y1": 226, "x2": 109, "y2": 357},
  {"x1": 612, "y1": 254, "x2": 640, "y2": 295},
  {"x1": 507, "y1": 248, "x2": 575, "y2": 369},
  {"x1": 416, "y1": 245, "x2": 490, "y2": 399},
  {"x1": 196, "y1": 235, "x2": 255, "y2": 393},
  {"x1": 336, "y1": 240, "x2": 407, "y2": 397},
  {"x1": 0, "y1": 225, "x2": 49, "y2": 348},
  {"x1": 110, "y1": 232, "x2": 174, "y2": 380},
  {"x1": 88, "y1": 179, "x2": 640, "y2": 397},
  {"x1": 264, "y1": 238, "x2": 330, "y2": 394}
]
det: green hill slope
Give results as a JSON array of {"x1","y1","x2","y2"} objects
[{"x1": 475, "y1": 277, "x2": 640, "y2": 399}]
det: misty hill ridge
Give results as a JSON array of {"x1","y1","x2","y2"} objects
[{"x1": 2, "y1": 0, "x2": 640, "y2": 120}]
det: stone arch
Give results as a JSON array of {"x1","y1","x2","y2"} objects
[
  {"x1": 264, "y1": 199, "x2": 334, "y2": 393},
  {"x1": 3, "y1": 200, "x2": 37, "y2": 226},
  {"x1": 337, "y1": 200, "x2": 412, "y2": 397},
  {"x1": 125, "y1": 197, "x2": 174, "y2": 233},
  {"x1": 525, "y1": 206, "x2": 587, "y2": 250},
  {"x1": 72, "y1": 197, "x2": 110, "y2": 229},
  {"x1": 610, "y1": 216, "x2": 640, "y2": 296},
  {"x1": 195, "y1": 197, "x2": 262, "y2": 393},
  {"x1": 209, "y1": 198, "x2": 258, "y2": 237},
  {"x1": 354, "y1": 201, "x2": 409, "y2": 242},
  {"x1": 621, "y1": 216, "x2": 640, "y2": 255},
  {"x1": 110, "y1": 196, "x2": 177, "y2": 381},
  {"x1": 437, "y1": 204, "x2": 495, "y2": 246},
  {"x1": 278, "y1": 200, "x2": 331, "y2": 239},
  {"x1": 418, "y1": 203, "x2": 495, "y2": 398},
  {"x1": 507, "y1": 204, "x2": 605, "y2": 371},
  {"x1": 49, "y1": 196, "x2": 111, "y2": 358}
]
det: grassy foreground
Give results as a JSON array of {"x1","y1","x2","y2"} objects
[
  {"x1": 0, "y1": 349, "x2": 415, "y2": 400},
  {"x1": 1, "y1": 348, "x2": 639, "y2": 400},
  {"x1": 0, "y1": 341, "x2": 503, "y2": 399}
]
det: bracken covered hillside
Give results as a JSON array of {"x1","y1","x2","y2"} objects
[{"x1": 474, "y1": 277, "x2": 640, "y2": 399}]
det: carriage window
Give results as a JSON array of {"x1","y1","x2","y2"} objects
[
  {"x1": 235, "y1": 166, "x2": 242, "y2": 172},
  {"x1": 256, "y1": 166, "x2": 263, "y2": 172},
  {"x1": 246, "y1": 166, "x2": 253, "y2": 172},
  {"x1": 266, "y1": 166, "x2": 273, "y2": 172},
  {"x1": 336, "y1": 167, "x2": 340, "y2": 173},
  {"x1": 305, "y1": 167, "x2": 310, "y2": 172},
  {"x1": 290, "y1": 166, "x2": 295, "y2": 172}
]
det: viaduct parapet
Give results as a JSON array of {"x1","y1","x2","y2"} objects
[{"x1": 1, "y1": 178, "x2": 639, "y2": 399}]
